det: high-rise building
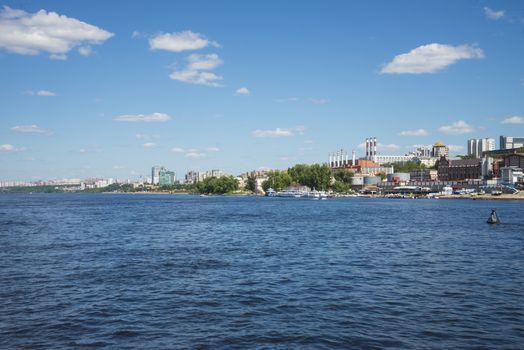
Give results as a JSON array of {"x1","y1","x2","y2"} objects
[
  {"x1": 467, "y1": 138, "x2": 495, "y2": 158},
  {"x1": 159, "y1": 169, "x2": 176, "y2": 186},
  {"x1": 151, "y1": 166, "x2": 164, "y2": 185},
  {"x1": 500, "y1": 136, "x2": 524, "y2": 150}
]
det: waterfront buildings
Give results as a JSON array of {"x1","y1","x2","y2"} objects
[
  {"x1": 159, "y1": 169, "x2": 176, "y2": 186},
  {"x1": 436, "y1": 156, "x2": 481, "y2": 181},
  {"x1": 500, "y1": 136, "x2": 524, "y2": 150},
  {"x1": 467, "y1": 138, "x2": 495, "y2": 158},
  {"x1": 184, "y1": 169, "x2": 225, "y2": 184},
  {"x1": 151, "y1": 166, "x2": 163, "y2": 185}
]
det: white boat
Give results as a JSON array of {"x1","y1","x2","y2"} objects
[{"x1": 277, "y1": 186, "x2": 311, "y2": 198}]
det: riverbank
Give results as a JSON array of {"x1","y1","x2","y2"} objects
[{"x1": 438, "y1": 192, "x2": 524, "y2": 201}]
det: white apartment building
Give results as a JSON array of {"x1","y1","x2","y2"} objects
[{"x1": 467, "y1": 138, "x2": 495, "y2": 158}]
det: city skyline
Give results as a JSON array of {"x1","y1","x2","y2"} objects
[{"x1": 1, "y1": 1, "x2": 524, "y2": 181}]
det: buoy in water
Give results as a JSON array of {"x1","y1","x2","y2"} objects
[{"x1": 487, "y1": 209, "x2": 500, "y2": 224}]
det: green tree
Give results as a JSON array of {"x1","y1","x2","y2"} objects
[
  {"x1": 195, "y1": 176, "x2": 239, "y2": 194},
  {"x1": 246, "y1": 175, "x2": 257, "y2": 192}
]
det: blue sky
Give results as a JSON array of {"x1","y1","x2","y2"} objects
[{"x1": 1, "y1": 1, "x2": 523, "y2": 181}]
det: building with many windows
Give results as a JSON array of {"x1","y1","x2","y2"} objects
[
  {"x1": 467, "y1": 138, "x2": 495, "y2": 158},
  {"x1": 159, "y1": 169, "x2": 176, "y2": 186},
  {"x1": 436, "y1": 156, "x2": 481, "y2": 181},
  {"x1": 500, "y1": 136, "x2": 524, "y2": 150}
]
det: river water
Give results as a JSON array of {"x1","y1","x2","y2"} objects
[{"x1": 1, "y1": 194, "x2": 523, "y2": 349}]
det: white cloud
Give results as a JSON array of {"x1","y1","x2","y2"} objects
[
  {"x1": 252, "y1": 125, "x2": 305, "y2": 138},
  {"x1": 0, "y1": 144, "x2": 25, "y2": 152},
  {"x1": 168, "y1": 53, "x2": 224, "y2": 87},
  {"x1": 206, "y1": 147, "x2": 220, "y2": 152},
  {"x1": 149, "y1": 31, "x2": 219, "y2": 52},
  {"x1": 309, "y1": 98, "x2": 329, "y2": 105},
  {"x1": 0, "y1": 6, "x2": 113, "y2": 59},
  {"x1": 11, "y1": 124, "x2": 51, "y2": 134},
  {"x1": 275, "y1": 97, "x2": 299, "y2": 103},
  {"x1": 113, "y1": 112, "x2": 171, "y2": 122},
  {"x1": 484, "y1": 7, "x2": 504, "y2": 20},
  {"x1": 78, "y1": 148, "x2": 86, "y2": 153},
  {"x1": 501, "y1": 116, "x2": 524, "y2": 124},
  {"x1": 235, "y1": 87, "x2": 250, "y2": 96},
  {"x1": 438, "y1": 120, "x2": 474, "y2": 135},
  {"x1": 187, "y1": 53, "x2": 223, "y2": 70},
  {"x1": 143, "y1": 142, "x2": 156, "y2": 149},
  {"x1": 399, "y1": 129, "x2": 429, "y2": 137},
  {"x1": 36, "y1": 90, "x2": 56, "y2": 97},
  {"x1": 49, "y1": 53, "x2": 67, "y2": 60},
  {"x1": 25, "y1": 89, "x2": 57, "y2": 96},
  {"x1": 279, "y1": 156, "x2": 290, "y2": 161},
  {"x1": 304, "y1": 140, "x2": 314, "y2": 144},
  {"x1": 0, "y1": 144, "x2": 15, "y2": 152},
  {"x1": 381, "y1": 43, "x2": 484, "y2": 74},
  {"x1": 78, "y1": 46, "x2": 92, "y2": 56},
  {"x1": 185, "y1": 152, "x2": 206, "y2": 158},
  {"x1": 171, "y1": 147, "x2": 185, "y2": 153},
  {"x1": 170, "y1": 68, "x2": 223, "y2": 87}
]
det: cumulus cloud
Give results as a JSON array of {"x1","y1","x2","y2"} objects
[
  {"x1": 169, "y1": 54, "x2": 224, "y2": 87},
  {"x1": 484, "y1": 7, "x2": 504, "y2": 20},
  {"x1": 143, "y1": 142, "x2": 156, "y2": 149},
  {"x1": 399, "y1": 129, "x2": 429, "y2": 137},
  {"x1": 235, "y1": 87, "x2": 250, "y2": 96},
  {"x1": 187, "y1": 53, "x2": 223, "y2": 70},
  {"x1": 438, "y1": 120, "x2": 474, "y2": 135},
  {"x1": 206, "y1": 147, "x2": 220, "y2": 152},
  {"x1": 381, "y1": 43, "x2": 484, "y2": 74},
  {"x1": 11, "y1": 124, "x2": 52, "y2": 134},
  {"x1": 501, "y1": 116, "x2": 524, "y2": 124},
  {"x1": 252, "y1": 125, "x2": 305, "y2": 138},
  {"x1": 149, "y1": 30, "x2": 219, "y2": 52},
  {"x1": 113, "y1": 112, "x2": 171, "y2": 122},
  {"x1": 0, "y1": 6, "x2": 113, "y2": 59},
  {"x1": 170, "y1": 69, "x2": 223, "y2": 87}
]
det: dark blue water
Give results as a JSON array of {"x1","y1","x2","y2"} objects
[{"x1": 1, "y1": 194, "x2": 523, "y2": 349}]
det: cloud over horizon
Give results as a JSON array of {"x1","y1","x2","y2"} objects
[
  {"x1": 381, "y1": 43, "x2": 484, "y2": 74},
  {"x1": 501, "y1": 116, "x2": 524, "y2": 124},
  {"x1": 438, "y1": 120, "x2": 474, "y2": 135}
]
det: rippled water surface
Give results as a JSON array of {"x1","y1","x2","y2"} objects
[{"x1": 1, "y1": 194, "x2": 523, "y2": 349}]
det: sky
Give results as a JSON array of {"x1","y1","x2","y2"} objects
[{"x1": 1, "y1": 0, "x2": 523, "y2": 181}]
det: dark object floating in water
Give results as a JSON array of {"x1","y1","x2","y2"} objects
[{"x1": 487, "y1": 209, "x2": 500, "y2": 224}]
